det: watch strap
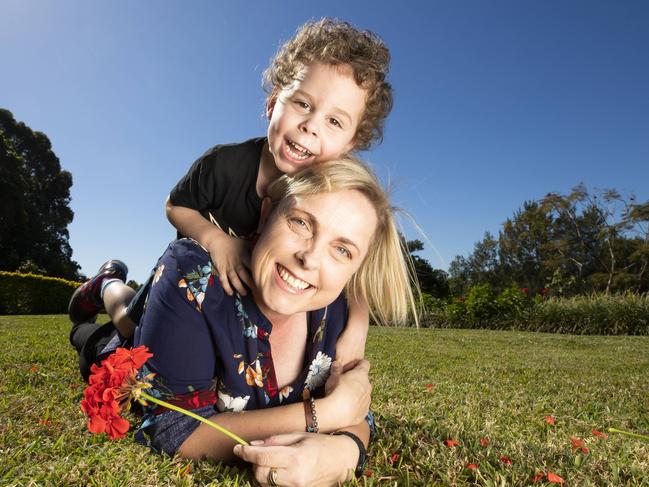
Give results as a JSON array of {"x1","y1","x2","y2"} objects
[{"x1": 332, "y1": 431, "x2": 367, "y2": 477}]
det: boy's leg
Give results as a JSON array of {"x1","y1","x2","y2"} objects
[
  {"x1": 103, "y1": 284, "x2": 137, "y2": 336},
  {"x1": 68, "y1": 259, "x2": 131, "y2": 330},
  {"x1": 69, "y1": 320, "x2": 119, "y2": 381}
]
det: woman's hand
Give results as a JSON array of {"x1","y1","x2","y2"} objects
[
  {"x1": 322, "y1": 360, "x2": 372, "y2": 427},
  {"x1": 233, "y1": 433, "x2": 358, "y2": 487}
]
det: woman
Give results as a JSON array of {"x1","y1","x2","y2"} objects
[{"x1": 71, "y1": 157, "x2": 417, "y2": 486}]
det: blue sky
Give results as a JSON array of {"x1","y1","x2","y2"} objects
[{"x1": 1, "y1": 1, "x2": 648, "y2": 283}]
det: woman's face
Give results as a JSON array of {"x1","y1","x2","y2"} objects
[{"x1": 251, "y1": 189, "x2": 378, "y2": 319}]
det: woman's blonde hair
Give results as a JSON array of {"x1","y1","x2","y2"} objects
[{"x1": 266, "y1": 157, "x2": 419, "y2": 326}]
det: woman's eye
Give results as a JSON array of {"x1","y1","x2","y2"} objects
[
  {"x1": 288, "y1": 217, "x2": 310, "y2": 234},
  {"x1": 335, "y1": 246, "x2": 351, "y2": 259}
]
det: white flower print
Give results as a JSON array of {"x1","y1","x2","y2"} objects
[
  {"x1": 217, "y1": 387, "x2": 250, "y2": 413},
  {"x1": 304, "y1": 351, "x2": 332, "y2": 391}
]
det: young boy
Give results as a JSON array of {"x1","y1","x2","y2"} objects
[{"x1": 69, "y1": 18, "x2": 392, "y2": 368}]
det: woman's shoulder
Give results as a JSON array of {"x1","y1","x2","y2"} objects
[{"x1": 157, "y1": 239, "x2": 224, "y2": 302}]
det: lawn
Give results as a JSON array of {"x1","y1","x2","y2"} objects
[{"x1": 1, "y1": 315, "x2": 648, "y2": 486}]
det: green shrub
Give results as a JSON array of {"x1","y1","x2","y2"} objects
[
  {"x1": 495, "y1": 284, "x2": 528, "y2": 323},
  {"x1": 465, "y1": 283, "x2": 496, "y2": 325},
  {"x1": 0, "y1": 271, "x2": 80, "y2": 314},
  {"x1": 524, "y1": 292, "x2": 649, "y2": 335},
  {"x1": 419, "y1": 293, "x2": 447, "y2": 327}
]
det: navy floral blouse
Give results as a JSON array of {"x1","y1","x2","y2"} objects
[{"x1": 133, "y1": 238, "x2": 348, "y2": 414}]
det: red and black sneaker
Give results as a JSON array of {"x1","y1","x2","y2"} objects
[{"x1": 68, "y1": 259, "x2": 128, "y2": 324}]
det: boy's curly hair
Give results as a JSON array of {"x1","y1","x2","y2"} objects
[{"x1": 263, "y1": 18, "x2": 392, "y2": 151}]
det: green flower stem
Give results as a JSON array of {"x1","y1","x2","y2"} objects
[
  {"x1": 608, "y1": 428, "x2": 649, "y2": 442},
  {"x1": 139, "y1": 391, "x2": 248, "y2": 446}
]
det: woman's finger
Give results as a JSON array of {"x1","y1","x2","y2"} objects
[
  {"x1": 233, "y1": 444, "x2": 293, "y2": 468},
  {"x1": 259, "y1": 432, "x2": 310, "y2": 446},
  {"x1": 254, "y1": 465, "x2": 291, "y2": 487}
]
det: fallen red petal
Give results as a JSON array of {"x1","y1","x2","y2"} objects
[
  {"x1": 466, "y1": 463, "x2": 478, "y2": 470},
  {"x1": 364, "y1": 469, "x2": 372, "y2": 477},
  {"x1": 499, "y1": 455, "x2": 513, "y2": 465},
  {"x1": 571, "y1": 437, "x2": 585, "y2": 451},
  {"x1": 389, "y1": 453, "x2": 399, "y2": 465},
  {"x1": 480, "y1": 437, "x2": 490, "y2": 447},
  {"x1": 592, "y1": 429, "x2": 609, "y2": 439},
  {"x1": 426, "y1": 383, "x2": 435, "y2": 391},
  {"x1": 532, "y1": 472, "x2": 545, "y2": 483},
  {"x1": 444, "y1": 439, "x2": 460, "y2": 447},
  {"x1": 547, "y1": 472, "x2": 565, "y2": 484},
  {"x1": 29, "y1": 366, "x2": 39, "y2": 373},
  {"x1": 544, "y1": 415, "x2": 555, "y2": 425},
  {"x1": 581, "y1": 446, "x2": 589, "y2": 453},
  {"x1": 38, "y1": 419, "x2": 51, "y2": 426}
]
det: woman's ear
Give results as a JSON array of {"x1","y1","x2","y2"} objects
[
  {"x1": 252, "y1": 197, "x2": 272, "y2": 249},
  {"x1": 258, "y1": 197, "x2": 273, "y2": 232}
]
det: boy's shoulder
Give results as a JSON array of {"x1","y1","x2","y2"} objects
[{"x1": 200, "y1": 136, "x2": 266, "y2": 163}]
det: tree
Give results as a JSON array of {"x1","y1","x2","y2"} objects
[
  {"x1": 498, "y1": 201, "x2": 554, "y2": 292},
  {"x1": 406, "y1": 239, "x2": 450, "y2": 298},
  {"x1": 0, "y1": 109, "x2": 80, "y2": 279}
]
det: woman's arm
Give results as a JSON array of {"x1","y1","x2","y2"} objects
[{"x1": 177, "y1": 360, "x2": 371, "y2": 461}]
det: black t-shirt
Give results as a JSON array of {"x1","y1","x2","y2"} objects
[{"x1": 169, "y1": 137, "x2": 266, "y2": 239}]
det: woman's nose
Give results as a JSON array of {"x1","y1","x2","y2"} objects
[{"x1": 295, "y1": 244, "x2": 321, "y2": 270}]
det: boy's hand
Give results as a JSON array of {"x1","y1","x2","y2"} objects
[{"x1": 207, "y1": 233, "x2": 253, "y2": 296}]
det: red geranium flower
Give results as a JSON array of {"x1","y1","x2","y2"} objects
[
  {"x1": 499, "y1": 455, "x2": 513, "y2": 465},
  {"x1": 444, "y1": 439, "x2": 460, "y2": 447},
  {"x1": 544, "y1": 415, "x2": 555, "y2": 425},
  {"x1": 80, "y1": 345, "x2": 247, "y2": 444},
  {"x1": 480, "y1": 437, "x2": 490, "y2": 447},
  {"x1": 521, "y1": 287, "x2": 529, "y2": 294},
  {"x1": 592, "y1": 429, "x2": 609, "y2": 439},
  {"x1": 547, "y1": 472, "x2": 565, "y2": 484}
]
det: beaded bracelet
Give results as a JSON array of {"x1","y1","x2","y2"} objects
[{"x1": 303, "y1": 396, "x2": 319, "y2": 433}]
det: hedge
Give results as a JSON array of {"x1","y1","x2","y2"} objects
[
  {"x1": 0, "y1": 271, "x2": 80, "y2": 314},
  {"x1": 420, "y1": 288, "x2": 649, "y2": 336}
]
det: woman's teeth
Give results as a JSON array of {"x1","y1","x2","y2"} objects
[
  {"x1": 278, "y1": 265, "x2": 311, "y2": 290},
  {"x1": 286, "y1": 140, "x2": 312, "y2": 160}
]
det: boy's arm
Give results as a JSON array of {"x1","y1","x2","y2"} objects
[
  {"x1": 335, "y1": 296, "x2": 370, "y2": 367},
  {"x1": 166, "y1": 195, "x2": 252, "y2": 295}
]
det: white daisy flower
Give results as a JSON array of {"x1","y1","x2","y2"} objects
[{"x1": 304, "y1": 351, "x2": 332, "y2": 391}]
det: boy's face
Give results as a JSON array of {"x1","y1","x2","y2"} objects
[{"x1": 267, "y1": 62, "x2": 367, "y2": 175}]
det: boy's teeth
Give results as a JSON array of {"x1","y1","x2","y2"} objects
[
  {"x1": 287, "y1": 140, "x2": 312, "y2": 159},
  {"x1": 278, "y1": 265, "x2": 310, "y2": 290}
]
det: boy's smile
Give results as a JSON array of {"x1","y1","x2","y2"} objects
[{"x1": 266, "y1": 62, "x2": 367, "y2": 175}]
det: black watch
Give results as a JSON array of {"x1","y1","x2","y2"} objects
[{"x1": 331, "y1": 431, "x2": 367, "y2": 477}]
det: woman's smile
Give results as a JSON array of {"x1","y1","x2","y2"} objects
[{"x1": 275, "y1": 263, "x2": 314, "y2": 293}]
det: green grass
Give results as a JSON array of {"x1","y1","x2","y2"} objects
[{"x1": 1, "y1": 315, "x2": 648, "y2": 486}]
